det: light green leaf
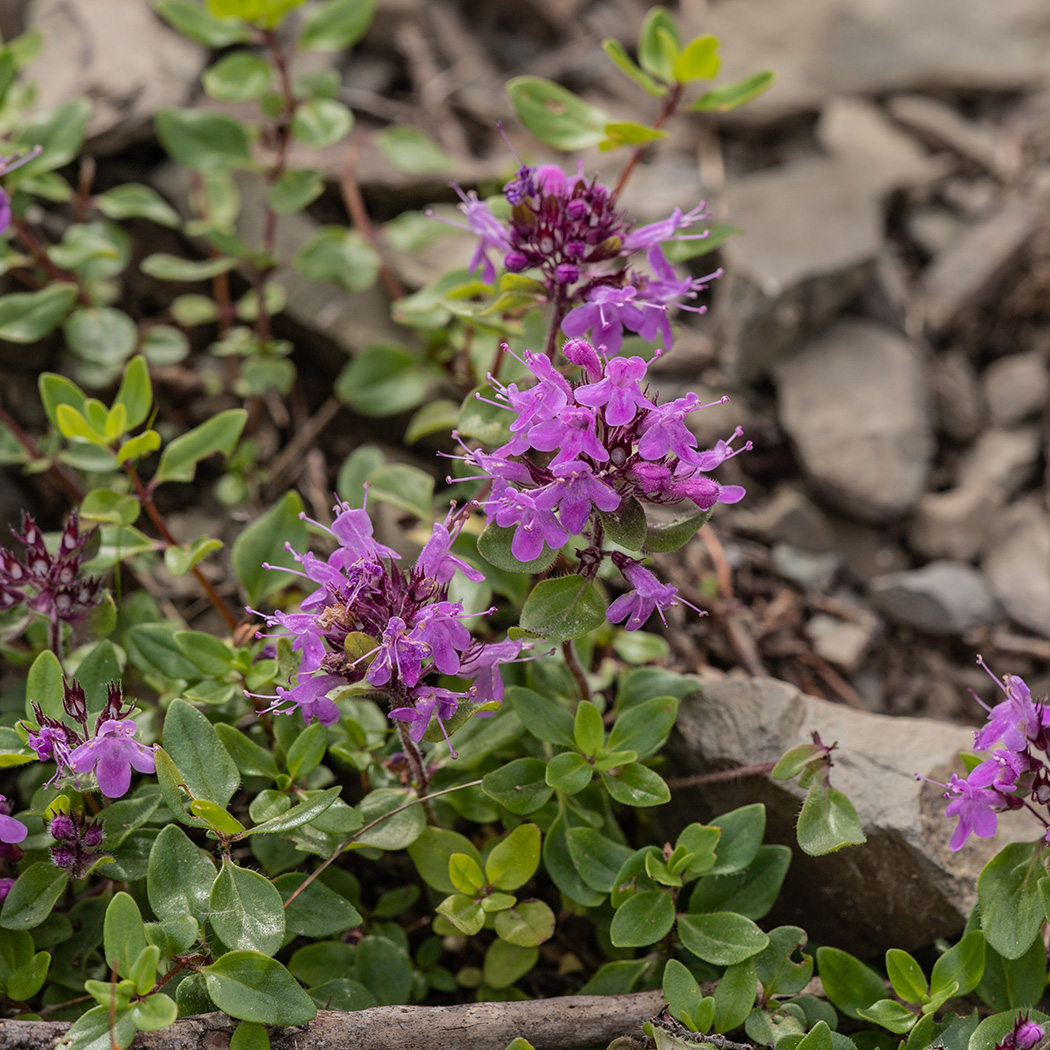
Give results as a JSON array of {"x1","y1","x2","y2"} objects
[
  {"x1": 0, "y1": 284, "x2": 78, "y2": 342},
  {"x1": 210, "y1": 859, "x2": 286, "y2": 955},
  {"x1": 155, "y1": 108, "x2": 254, "y2": 172},
  {"x1": 519, "y1": 574, "x2": 607, "y2": 643},
  {"x1": 299, "y1": 0, "x2": 376, "y2": 49},
  {"x1": 203, "y1": 51, "x2": 272, "y2": 101},
  {"x1": 505, "y1": 76, "x2": 609, "y2": 151},
  {"x1": 677, "y1": 911, "x2": 768, "y2": 966},
  {"x1": 154, "y1": 408, "x2": 246, "y2": 484},
  {"x1": 690, "y1": 71, "x2": 776, "y2": 113},
  {"x1": 291, "y1": 98, "x2": 353, "y2": 147},
  {"x1": 94, "y1": 184, "x2": 180, "y2": 228}
]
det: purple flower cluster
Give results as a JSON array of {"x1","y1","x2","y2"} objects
[
  {"x1": 456, "y1": 338, "x2": 747, "y2": 630},
  {"x1": 996, "y1": 1013, "x2": 1045, "y2": 1050},
  {"x1": 23, "y1": 680, "x2": 155, "y2": 799},
  {"x1": 442, "y1": 161, "x2": 719, "y2": 353},
  {"x1": 0, "y1": 511, "x2": 102, "y2": 625},
  {"x1": 251, "y1": 498, "x2": 519, "y2": 752},
  {"x1": 48, "y1": 808, "x2": 104, "y2": 879},
  {"x1": 928, "y1": 657, "x2": 1050, "y2": 851}
]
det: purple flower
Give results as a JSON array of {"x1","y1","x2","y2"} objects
[
  {"x1": 277, "y1": 674, "x2": 345, "y2": 726},
  {"x1": 973, "y1": 658, "x2": 1046, "y2": 752},
  {"x1": 0, "y1": 797, "x2": 26, "y2": 845},
  {"x1": 943, "y1": 773, "x2": 1001, "y2": 851},
  {"x1": 416, "y1": 512, "x2": 483, "y2": 586},
  {"x1": 409, "y1": 602, "x2": 471, "y2": 675},
  {"x1": 607, "y1": 557, "x2": 702, "y2": 631},
  {"x1": 534, "y1": 461, "x2": 621, "y2": 535},
  {"x1": 574, "y1": 356, "x2": 654, "y2": 426},
  {"x1": 367, "y1": 616, "x2": 430, "y2": 689},
  {"x1": 561, "y1": 285, "x2": 646, "y2": 356},
  {"x1": 458, "y1": 638, "x2": 522, "y2": 704},
  {"x1": 528, "y1": 406, "x2": 609, "y2": 469},
  {"x1": 491, "y1": 489, "x2": 570, "y2": 561},
  {"x1": 390, "y1": 687, "x2": 461, "y2": 746},
  {"x1": 68, "y1": 719, "x2": 156, "y2": 799},
  {"x1": 670, "y1": 474, "x2": 747, "y2": 511}
]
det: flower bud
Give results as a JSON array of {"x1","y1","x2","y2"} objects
[{"x1": 48, "y1": 814, "x2": 77, "y2": 841}]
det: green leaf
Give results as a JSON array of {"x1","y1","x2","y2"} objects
[
  {"x1": 171, "y1": 294, "x2": 219, "y2": 326},
  {"x1": 161, "y1": 698, "x2": 240, "y2": 806},
  {"x1": 299, "y1": 0, "x2": 377, "y2": 49},
  {"x1": 598, "y1": 496, "x2": 647, "y2": 550},
  {"x1": 457, "y1": 382, "x2": 512, "y2": 447},
  {"x1": 448, "y1": 852, "x2": 485, "y2": 895},
  {"x1": 155, "y1": 108, "x2": 254, "y2": 171},
  {"x1": 111, "y1": 356, "x2": 152, "y2": 430},
  {"x1": 436, "y1": 893, "x2": 484, "y2": 936},
  {"x1": 543, "y1": 810, "x2": 604, "y2": 907},
  {"x1": 664, "y1": 957, "x2": 703, "y2": 1029},
  {"x1": 365, "y1": 463, "x2": 434, "y2": 521},
  {"x1": 573, "y1": 701, "x2": 605, "y2": 756},
  {"x1": 520, "y1": 574, "x2": 606, "y2": 643},
  {"x1": 978, "y1": 843, "x2": 1049, "y2": 960},
  {"x1": 275, "y1": 873, "x2": 362, "y2": 936},
  {"x1": 155, "y1": 408, "x2": 247, "y2": 484},
  {"x1": 231, "y1": 490, "x2": 309, "y2": 605},
  {"x1": 103, "y1": 893, "x2": 148, "y2": 979},
  {"x1": 607, "y1": 694, "x2": 678, "y2": 759},
  {"x1": 564, "y1": 827, "x2": 634, "y2": 894},
  {"x1": 132, "y1": 993, "x2": 178, "y2": 1032},
  {"x1": 407, "y1": 826, "x2": 482, "y2": 894},
  {"x1": 0, "y1": 862, "x2": 68, "y2": 930},
  {"x1": 26, "y1": 647, "x2": 64, "y2": 720},
  {"x1": 599, "y1": 121, "x2": 668, "y2": 152},
  {"x1": 970, "y1": 1012, "x2": 1050, "y2": 1050},
  {"x1": 494, "y1": 900, "x2": 555, "y2": 948},
  {"x1": 677, "y1": 911, "x2": 768, "y2": 966},
  {"x1": 334, "y1": 343, "x2": 430, "y2": 417},
  {"x1": 672, "y1": 823, "x2": 721, "y2": 879},
  {"x1": 638, "y1": 6, "x2": 680, "y2": 82},
  {"x1": 714, "y1": 958, "x2": 758, "y2": 1033},
  {"x1": 164, "y1": 536, "x2": 223, "y2": 576},
  {"x1": 286, "y1": 721, "x2": 328, "y2": 781},
  {"x1": 505, "y1": 76, "x2": 609, "y2": 152},
  {"x1": 0, "y1": 930, "x2": 50, "y2": 1000},
  {"x1": 141, "y1": 325, "x2": 190, "y2": 366},
  {"x1": 94, "y1": 183, "x2": 180, "y2": 228},
  {"x1": 610, "y1": 889, "x2": 675, "y2": 948},
  {"x1": 483, "y1": 938, "x2": 538, "y2": 990},
  {"x1": 857, "y1": 1000, "x2": 918, "y2": 1034},
  {"x1": 376, "y1": 125, "x2": 454, "y2": 174},
  {"x1": 291, "y1": 98, "x2": 353, "y2": 147},
  {"x1": 600, "y1": 762, "x2": 671, "y2": 807},
  {"x1": 203, "y1": 51, "x2": 272, "y2": 101},
  {"x1": 128, "y1": 622, "x2": 203, "y2": 679},
  {"x1": 886, "y1": 948, "x2": 928, "y2": 1004},
  {"x1": 752, "y1": 926, "x2": 814, "y2": 999},
  {"x1": 405, "y1": 400, "x2": 460, "y2": 445},
  {"x1": 230, "y1": 1021, "x2": 271, "y2": 1050},
  {"x1": 601, "y1": 38, "x2": 664, "y2": 96},
  {"x1": 690, "y1": 71, "x2": 776, "y2": 113},
  {"x1": 797, "y1": 1021, "x2": 836, "y2": 1050},
  {"x1": 486, "y1": 824, "x2": 541, "y2": 891},
  {"x1": 644, "y1": 505, "x2": 712, "y2": 553},
  {"x1": 56, "y1": 1003, "x2": 135, "y2": 1050},
  {"x1": 191, "y1": 799, "x2": 246, "y2": 835},
  {"x1": 39, "y1": 371, "x2": 87, "y2": 429},
  {"x1": 354, "y1": 788, "x2": 425, "y2": 850},
  {"x1": 269, "y1": 168, "x2": 324, "y2": 214},
  {"x1": 507, "y1": 688, "x2": 575, "y2": 748},
  {"x1": 204, "y1": 952, "x2": 316, "y2": 1025},
  {"x1": 545, "y1": 751, "x2": 593, "y2": 795},
  {"x1": 174, "y1": 629, "x2": 235, "y2": 675},
  {"x1": 481, "y1": 757, "x2": 554, "y2": 815},
  {"x1": 147, "y1": 824, "x2": 216, "y2": 925},
  {"x1": 477, "y1": 522, "x2": 560, "y2": 574},
  {"x1": 672, "y1": 34, "x2": 720, "y2": 82},
  {"x1": 294, "y1": 228, "x2": 379, "y2": 293},
  {"x1": 0, "y1": 284, "x2": 77, "y2": 342},
  {"x1": 155, "y1": 0, "x2": 254, "y2": 45},
  {"x1": 210, "y1": 859, "x2": 286, "y2": 955},
  {"x1": 689, "y1": 844, "x2": 791, "y2": 920},
  {"x1": 975, "y1": 932, "x2": 1045, "y2": 1012},
  {"x1": 816, "y1": 946, "x2": 887, "y2": 1020},
  {"x1": 796, "y1": 786, "x2": 866, "y2": 856},
  {"x1": 14, "y1": 99, "x2": 90, "y2": 177},
  {"x1": 772, "y1": 743, "x2": 825, "y2": 781},
  {"x1": 141, "y1": 252, "x2": 237, "y2": 282},
  {"x1": 248, "y1": 787, "x2": 345, "y2": 837}
]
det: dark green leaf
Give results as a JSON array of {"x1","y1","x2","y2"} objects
[
  {"x1": 610, "y1": 889, "x2": 675, "y2": 947},
  {"x1": 481, "y1": 757, "x2": 554, "y2": 815},
  {"x1": 543, "y1": 810, "x2": 604, "y2": 906},
  {"x1": 980, "y1": 843, "x2": 1049, "y2": 959},
  {"x1": 291, "y1": 98, "x2": 353, "y2": 147},
  {"x1": 797, "y1": 786, "x2": 866, "y2": 856},
  {"x1": 0, "y1": 863, "x2": 68, "y2": 930},
  {"x1": 299, "y1": 0, "x2": 377, "y2": 50},
  {"x1": 565, "y1": 827, "x2": 634, "y2": 893},
  {"x1": 816, "y1": 946, "x2": 886, "y2": 1020},
  {"x1": 231, "y1": 491, "x2": 309, "y2": 605},
  {"x1": 677, "y1": 911, "x2": 768, "y2": 966},
  {"x1": 204, "y1": 952, "x2": 316, "y2": 1024},
  {"x1": 520, "y1": 574, "x2": 606, "y2": 643},
  {"x1": 147, "y1": 825, "x2": 216, "y2": 925},
  {"x1": 600, "y1": 762, "x2": 670, "y2": 807},
  {"x1": 507, "y1": 688, "x2": 575, "y2": 748},
  {"x1": 161, "y1": 698, "x2": 240, "y2": 806},
  {"x1": 155, "y1": 108, "x2": 254, "y2": 171},
  {"x1": 644, "y1": 505, "x2": 712, "y2": 553},
  {"x1": 689, "y1": 844, "x2": 791, "y2": 920},
  {"x1": 607, "y1": 694, "x2": 677, "y2": 759},
  {"x1": 294, "y1": 227, "x2": 379, "y2": 293}
]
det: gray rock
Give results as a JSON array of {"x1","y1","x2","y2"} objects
[
  {"x1": 770, "y1": 543, "x2": 839, "y2": 591},
  {"x1": 983, "y1": 499, "x2": 1050, "y2": 637},
  {"x1": 919, "y1": 196, "x2": 1042, "y2": 336},
  {"x1": 868, "y1": 560, "x2": 998, "y2": 635},
  {"x1": 805, "y1": 610, "x2": 878, "y2": 672},
  {"x1": 887, "y1": 94, "x2": 1002, "y2": 174},
  {"x1": 731, "y1": 483, "x2": 837, "y2": 552},
  {"x1": 774, "y1": 318, "x2": 934, "y2": 522},
  {"x1": 908, "y1": 206, "x2": 965, "y2": 258},
  {"x1": 929, "y1": 349, "x2": 986, "y2": 442},
  {"x1": 703, "y1": 0, "x2": 1050, "y2": 126},
  {"x1": 908, "y1": 426, "x2": 1041, "y2": 561},
  {"x1": 983, "y1": 352, "x2": 1050, "y2": 426},
  {"x1": 25, "y1": 0, "x2": 206, "y2": 152},
  {"x1": 664, "y1": 676, "x2": 1038, "y2": 954},
  {"x1": 826, "y1": 511, "x2": 911, "y2": 583},
  {"x1": 716, "y1": 157, "x2": 881, "y2": 381}
]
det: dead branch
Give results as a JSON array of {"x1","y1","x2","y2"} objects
[{"x1": 0, "y1": 991, "x2": 666, "y2": 1050}]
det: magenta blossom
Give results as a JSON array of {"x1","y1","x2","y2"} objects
[
  {"x1": 68, "y1": 719, "x2": 156, "y2": 799},
  {"x1": 607, "y1": 556, "x2": 704, "y2": 631},
  {"x1": 0, "y1": 797, "x2": 26, "y2": 845},
  {"x1": 942, "y1": 773, "x2": 1003, "y2": 851}
]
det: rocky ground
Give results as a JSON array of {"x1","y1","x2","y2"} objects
[{"x1": 4, "y1": 0, "x2": 1050, "y2": 953}]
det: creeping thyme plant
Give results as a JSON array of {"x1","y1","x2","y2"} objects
[{"x1": 0, "y1": 4, "x2": 1045, "y2": 1050}]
